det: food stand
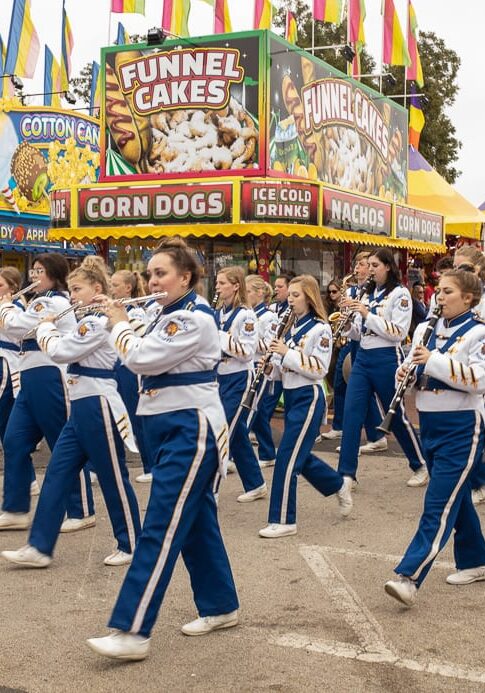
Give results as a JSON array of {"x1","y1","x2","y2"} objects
[{"x1": 48, "y1": 30, "x2": 446, "y2": 285}]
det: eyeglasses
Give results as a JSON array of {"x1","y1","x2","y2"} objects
[
  {"x1": 328, "y1": 289, "x2": 340, "y2": 295},
  {"x1": 29, "y1": 268, "x2": 45, "y2": 277}
]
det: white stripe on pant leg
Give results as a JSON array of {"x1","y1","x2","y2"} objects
[
  {"x1": 131, "y1": 412, "x2": 207, "y2": 634},
  {"x1": 100, "y1": 398, "x2": 137, "y2": 552},
  {"x1": 394, "y1": 346, "x2": 426, "y2": 467},
  {"x1": 280, "y1": 385, "x2": 319, "y2": 525},
  {"x1": 0, "y1": 359, "x2": 9, "y2": 400},
  {"x1": 410, "y1": 412, "x2": 481, "y2": 581},
  {"x1": 79, "y1": 468, "x2": 89, "y2": 518}
]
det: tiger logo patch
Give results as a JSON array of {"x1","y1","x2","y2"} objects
[
  {"x1": 320, "y1": 337, "x2": 330, "y2": 349},
  {"x1": 164, "y1": 321, "x2": 179, "y2": 337},
  {"x1": 78, "y1": 323, "x2": 89, "y2": 337},
  {"x1": 33, "y1": 302, "x2": 44, "y2": 313},
  {"x1": 400, "y1": 298, "x2": 409, "y2": 309},
  {"x1": 244, "y1": 322, "x2": 255, "y2": 333}
]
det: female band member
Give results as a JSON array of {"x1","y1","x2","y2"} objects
[
  {"x1": 110, "y1": 269, "x2": 152, "y2": 483},
  {"x1": 215, "y1": 267, "x2": 267, "y2": 502},
  {"x1": 1, "y1": 256, "x2": 141, "y2": 568},
  {"x1": 0, "y1": 253, "x2": 93, "y2": 531},
  {"x1": 245, "y1": 274, "x2": 277, "y2": 467},
  {"x1": 86, "y1": 238, "x2": 239, "y2": 661},
  {"x1": 259, "y1": 275, "x2": 352, "y2": 539},
  {"x1": 384, "y1": 268, "x2": 485, "y2": 607},
  {"x1": 0, "y1": 268, "x2": 24, "y2": 443},
  {"x1": 337, "y1": 248, "x2": 426, "y2": 488}
]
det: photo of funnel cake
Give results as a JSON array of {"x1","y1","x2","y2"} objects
[{"x1": 10, "y1": 142, "x2": 49, "y2": 203}]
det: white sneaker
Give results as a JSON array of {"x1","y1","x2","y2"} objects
[
  {"x1": 446, "y1": 565, "x2": 485, "y2": 585},
  {"x1": 259, "y1": 459, "x2": 275, "y2": 468},
  {"x1": 406, "y1": 466, "x2": 429, "y2": 487},
  {"x1": 237, "y1": 483, "x2": 267, "y2": 503},
  {"x1": 337, "y1": 476, "x2": 353, "y2": 517},
  {"x1": 472, "y1": 486, "x2": 485, "y2": 506},
  {"x1": 135, "y1": 472, "x2": 153, "y2": 484},
  {"x1": 0, "y1": 512, "x2": 30, "y2": 530},
  {"x1": 322, "y1": 429, "x2": 343, "y2": 440},
  {"x1": 384, "y1": 575, "x2": 418, "y2": 607},
  {"x1": 1, "y1": 544, "x2": 51, "y2": 568},
  {"x1": 259, "y1": 523, "x2": 297, "y2": 538},
  {"x1": 314, "y1": 434, "x2": 322, "y2": 443},
  {"x1": 30, "y1": 481, "x2": 40, "y2": 496},
  {"x1": 87, "y1": 631, "x2": 150, "y2": 661},
  {"x1": 60, "y1": 515, "x2": 96, "y2": 533},
  {"x1": 359, "y1": 438, "x2": 388, "y2": 454},
  {"x1": 104, "y1": 550, "x2": 133, "y2": 567},
  {"x1": 226, "y1": 461, "x2": 237, "y2": 474},
  {"x1": 89, "y1": 472, "x2": 98, "y2": 485},
  {"x1": 181, "y1": 610, "x2": 239, "y2": 636}
]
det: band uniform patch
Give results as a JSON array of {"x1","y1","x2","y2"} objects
[
  {"x1": 78, "y1": 323, "x2": 89, "y2": 337},
  {"x1": 481, "y1": 343, "x2": 485, "y2": 355},
  {"x1": 244, "y1": 322, "x2": 255, "y2": 332},
  {"x1": 33, "y1": 302, "x2": 44, "y2": 313},
  {"x1": 164, "y1": 321, "x2": 179, "y2": 337},
  {"x1": 400, "y1": 298, "x2": 409, "y2": 309},
  {"x1": 320, "y1": 337, "x2": 330, "y2": 349}
]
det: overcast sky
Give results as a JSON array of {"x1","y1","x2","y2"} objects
[{"x1": 1, "y1": 0, "x2": 484, "y2": 206}]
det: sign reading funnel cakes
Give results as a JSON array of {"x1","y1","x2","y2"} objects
[{"x1": 101, "y1": 34, "x2": 263, "y2": 181}]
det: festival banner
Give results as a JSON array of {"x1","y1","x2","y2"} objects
[
  {"x1": 322, "y1": 187, "x2": 392, "y2": 236},
  {"x1": 50, "y1": 189, "x2": 71, "y2": 226},
  {"x1": 0, "y1": 215, "x2": 63, "y2": 250},
  {"x1": 100, "y1": 33, "x2": 264, "y2": 182},
  {"x1": 268, "y1": 34, "x2": 408, "y2": 203},
  {"x1": 76, "y1": 182, "x2": 233, "y2": 227},
  {"x1": 241, "y1": 180, "x2": 318, "y2": 225},
  {"x1": 0, "y1": 107, "x2": 100, "y2": 217},
  {"x1": 395, "y1": 205, "x2": 443, "y2": 245}
]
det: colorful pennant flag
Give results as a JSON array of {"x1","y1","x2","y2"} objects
[
  {"x1": 348, "y1": 0, "x2": 366, "y2": 45},
  {"x1": 116, "y1": 22, "x2": 132, "y2": 45},
  {"x1": 285, "y1": 10, "x2": 298, "y2": 44},
  {"x1": 382, "y1": 0, "x2": 410, "y2": 66},
  {"x1": 313, "y1": 0, "x2": 342, "y2": 25},
  {"x1": 162, "y1": 0, "x2": 192, "y2": 37},
  {"x1": 253, "y1": 0, "x2": 272, "y2": 30},
  {"x1": 5, "y1": 0, "x2": 40, "y2": 79},
  {"x1": 409, "y1": 85, "x2": 425, "y2": 150},
  {"x1": 407, "y1": 0, "x2": 424, "y2": 87},
  {"x1": 0, "y1": 36, "x2": 16, "y2": 99},
  {"x1": 90, "y1": 61, "x2": 101, "y2": 116},
  {"x1": 44, "y1": 45, "x2": 62, "y2": 108},
  {"x1": 111, "y1": 0, "x2": 146, "y2": 13},
  {"x1": 200, "y1": 0, "x2": 232, "y2": 33},
  {"x1": 61, "y1": 0, "x2": 74, "y2": 90}
]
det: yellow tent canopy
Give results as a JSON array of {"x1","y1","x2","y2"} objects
[{"x1": 407, "y1": 147, "x2": 484, "y2": 240}]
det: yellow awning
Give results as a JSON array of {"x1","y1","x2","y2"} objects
[{"x1": 408, "y1": 148, "x2": 484, "y2": 240}]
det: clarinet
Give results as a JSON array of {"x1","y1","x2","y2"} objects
[
  {"x1": 211, "y1": 291, "x2": 220, "y2": 310},
  {"x1": 242, "y1": 307, "x2": 294, "y2": 411},
  {"x1": 333, "y1": 276, "x2": 374, "y2": 344},
  {"x1": 377, "y1": 305, "x2": 442, "y2": 434}
]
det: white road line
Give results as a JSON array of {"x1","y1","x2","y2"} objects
[
  {"x1": 269, "y1": 545, "x2": 485, "y2": 685},
  {"x1": 311, "y1": 544, "x2": 455, "y2": 570}
]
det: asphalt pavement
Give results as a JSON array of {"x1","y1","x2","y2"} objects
[{"x1": 1, "y1": 415, "x2": 485, "y2": 692}]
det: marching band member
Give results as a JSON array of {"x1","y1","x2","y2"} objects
[
  {"x1": 337, "y1": 248, "x2": 426, "y2": 488},
  {"x1": 385, "y1": 268, "x2": 485, "y2": 607},
  {"x1": 215, "y1": 267, "x2": 267, "y2": 502},
  {"x1": 111, "y1": 270, "x2": 152, "y2": 484},
  {"x1": 0, "y1": 253, "x2": 94, "y2": 531},
  {"x1": 324, "y1": 252, "x2": 388, "y2": 455},
  {"x1": 86, "y1": 238, "x2": 239, "y2": 661},
  {"x1": 245, "y1": 274, "x2": 277, "y2": 468},
  {"x1": 1, "y1": 257, "x2": 141, "y2": 568},
  {"x1": 259, "y1": 275, "x2": 352, "y2": 539},
  {"x1": 0, "y1": 268, "x2": 24, "y2": 444}
]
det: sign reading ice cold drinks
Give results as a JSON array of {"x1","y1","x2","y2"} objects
[
  {"x1": 76, "y1": 183, "x2": 233, "y2": 227},
  {"x1": 241, "y1": 181, "x2": 319, "y2": 224}
]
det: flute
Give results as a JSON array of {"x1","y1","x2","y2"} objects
[
  {"x1": 242, "y1": 307, "x2": 294, "y2": 412},
  {"x1": 22, "y1": 301, "x2": 84, "y2": 340},
  {"x1": 377, "y1": 305, "x2": 442, "y2": 434},
  {"x1": 11, "y1": 280, "x2": 41, "y2": 300}
]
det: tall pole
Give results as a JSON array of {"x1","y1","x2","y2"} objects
[
  {"x1": 108, "y1": 9, "x2": 112, "y2": 45},
  {"x1": 311, "y1": 18, "x2": 315, "y2": 55},
  {"x1": 379, "y1": 0, "x2": 385, "y2": 93},
  {"x1": 403, "y1": 0, "x2": 409, "y2": 107}
]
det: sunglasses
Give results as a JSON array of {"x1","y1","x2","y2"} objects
[{"x1": 328, "y1": 289, "x2": 340, "y2": 294}]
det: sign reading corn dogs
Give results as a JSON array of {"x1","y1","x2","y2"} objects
[
  {"x1": 77, "y1": 183, "x2": 232, "y2": 227},
  {"x1": 395, "y1": 205, "x2": 444, "y2": 245},
  {"x1": 268, "y1": 35, "x2": 408, "y2": 204},
  {"x1": 101, "y1": 35, "x2": 264, "y2": 182}
]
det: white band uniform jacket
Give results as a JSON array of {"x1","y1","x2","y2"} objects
[
  {"x1": 346, "y1": 285, "x2": 412, "y2": 350},
  {"x1": 255, "y1": 306, "x2": 274, "y2": 362},
  {"x1": 217, "y1": 306, "x2": 258, "y2": 376},
  {"x1": 0, "y1": 302, "x2": 22, "y2": 396},
  {"x1": 36, "y1": 314, "x2": 137, "y2": 453},
  {"x1": 269, "y1": 317, "x2": 333, "y2": 390},
  {"x1": 403, "y1": 314, "x2": 485, "y2": 419},
  {"x1": 0, "y1": 293, "x2": 76, "y2": 372},
  {"x1": 110, "y1": 306, "x2": 229, "y2": 475}
]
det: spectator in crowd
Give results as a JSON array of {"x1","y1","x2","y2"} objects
[{"x1": 410, "y1": 283, "x2": 427, "y2": 338}]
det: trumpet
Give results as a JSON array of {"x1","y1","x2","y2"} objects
[
  {"x1": 242, "y1": 307, "x2": 294, "y2": 412},
  {"x1": 377, "y1": 305, "x2": 442, "y2": 435}
]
